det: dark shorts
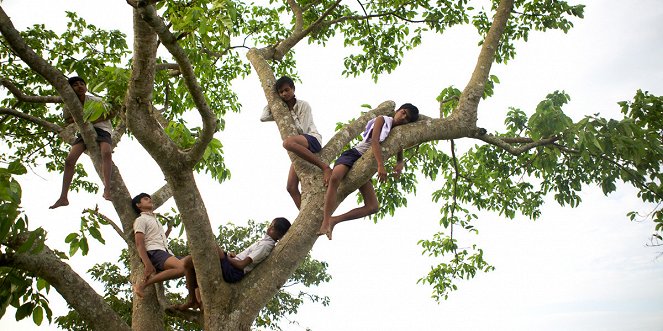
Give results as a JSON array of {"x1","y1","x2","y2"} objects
[
  {"x1": 303, "y1": 134, "x2": 322, "y2": 153},
  {"x1": 73, "y1": 127, "x2": 112, "y2": 145},
  {"x1": 334, "y1": 148, "x2": 363, "y2": 168},
  {"x1": 147, "y1": 249, "x2": 174, "y2": 272},
  {"x1": 221, "y1": 252, "x2": 245, "y2": 283}
]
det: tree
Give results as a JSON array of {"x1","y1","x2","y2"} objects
[{"x1": 1, "y1": 0, "x2": 661, "y2": 330}]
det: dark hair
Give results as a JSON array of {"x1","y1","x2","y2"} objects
[
  {"x1": 68, "y1": 76, "x2": 85, "y2": 86},
  {"x1": 274, "y1": 76, "x2": 295, "y2": 92},
  {"x1": 272, "y1": 217, "x2": 291, "y2": 239},
  {"x1": 399, "y1": 103, "x2": 419, "y2": 123},
  {"x1": 131, "y1": 193, "x2": 151, "y2": 214}
]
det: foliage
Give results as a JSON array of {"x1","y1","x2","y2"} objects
[
  {"x1": 372, "y1": 89, "x2": 663, "y2": 300},
  {"x1": 0, "y1": 162, "x2": 51, "y2": 326}
]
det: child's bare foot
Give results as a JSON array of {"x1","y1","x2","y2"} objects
[
  {"x1": 49, "y1": 198, "x2": 69, "y2": 209},
  {"x1": 317, "y1": 218, "x2": 336, "y2": 240},
  {"x1": 322, "y1": 167, "x2": 332, "y2": 186},
  {"x1": 103, "y1": 188, "x2": 112, "y2": 201},
  {"x1": 133, "y1": 282, "x2": 145, "y2": 298}
]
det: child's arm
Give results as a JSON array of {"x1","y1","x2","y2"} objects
[
  {"x1": 371, "y1": 116, "x2": 388, "y2": 182},
  {"x1": 260, "y1": 105, "x2": 274, "y2": 122},
  {"x1": 135, "y1": 232, "x2": 156, "y2": 280},
  {"x1": 227, "y1": 255, "x2": 253, "y2": 270},
  {"x1": 393, "y1": 149, "x2": 404, "y2": 179}
]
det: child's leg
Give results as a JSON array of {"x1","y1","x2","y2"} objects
[
  {"x1": 136, "y1": 256, "x2": 185, "y2": 297},
  {"x1": 50, "y1": 143, "x2": 86, "y2": 209},
  {"x1": 327, "y1": 181, "x2": 379, "y2": 235},
  {"x1": 176, "y1": 256, "x2": 200, "y2": 309},
  {"x1": 283, "y1": 135, "x2": 332, "y2": 185},
  {"x1": 318, "y1": 164, "x2": 350, "y2": 238},
  {"x1": 286, "y1": 164, "x2": 302, "y2": 209},
  {"x1": 99, "y1": 141, "x2": 112, "y2": 201}
]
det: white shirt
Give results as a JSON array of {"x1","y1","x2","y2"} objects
[
  {"x1": 261, "y1": 99, "x2": 322, "y2": 144},
  {"x1": 133, "y1": 212, "x2": 170, "y2": 253},
  {"x1": 234, "y1": 235, "x2": 276, "y2": 273},
  {"x1": 354, "y1": 116, "x2": 394, "y2": 154}
]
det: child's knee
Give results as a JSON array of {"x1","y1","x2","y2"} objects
[
  {"x1": 282, "y1": 138, "x2": 295, "y2": 151},
  {"x1": 286, "y1": 182, "x2": 299, "y2": 195}
]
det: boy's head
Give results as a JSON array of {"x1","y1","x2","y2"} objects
[
  {"x1": 274, "y1": 76, "x2": 295, "y2": 103},
  {"x1": 131, "y1": 193, "x2": 152, "y2": 214},
  {"x1": 67, "y1": 76, "x2": 87, "y2": 97},
  {"x1": 267, "y1": 217, "x2": 291, "y2": 241},
  {"x1": 393, "y1": 103, "x2": 419, "y2": 126},
  {"x1": 68, "y1": 76, "x2": 85, "y2": 86}
]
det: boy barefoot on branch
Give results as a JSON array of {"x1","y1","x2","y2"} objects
[
  {"x1": 50, "y1": 76, "x2": 114, "y2": 208},
  {"x1": 132, "y1": 193, "x2": 185, "y2": 297},
  {"x1": 261, "y1": 76, "x2": 331, "y2": 209},
  {"x1": 174, "y1": 217, "x2": 291, "y2": 311},
  {"x1": 318, "y1": 103, "x2": 419, "y2": 240}
]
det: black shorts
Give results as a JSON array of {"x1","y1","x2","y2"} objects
[
  {"x1": 73, "y1": 127, "x2": 112, "y2": 145},
  {"x1": 334, "y1": 148, "x2": 362, "y2": 168},
  {"x1": 221, "y1": 252, "x2": 245, "y2": 283},
  {"x1": 147, "y1": 249, "x2": 174, "y2": 272},
  {"x1": 303, "y1": 134, "x2": 322, "y2": 153}
]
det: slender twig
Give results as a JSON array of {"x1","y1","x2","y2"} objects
[{"x1": 83, "y1": 208, "x2": 127, "y2": 241}]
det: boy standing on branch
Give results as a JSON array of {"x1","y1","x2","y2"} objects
[{"x1": 50, "y1": 76, "x2": 114, "y2": 208}]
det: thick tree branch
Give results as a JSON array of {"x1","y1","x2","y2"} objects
[
  {"x1": 137, "y1": 5, "x2": 217, "y2": 168},
  {"x1": 452, "y1": 0, "x2": 514, "y2": 125},
  {"x1": 6, "y1": 234, "x2": 130, "y2": 331},
  {"x1": 0, "y1": 77, "x2": 62, "y2": 103},
  {"x1": 150, "y1": 183, "x2": 173, "y2": 209},
  {"x1": 0, "y1": 107, "x2": 62, "y2": 133}
]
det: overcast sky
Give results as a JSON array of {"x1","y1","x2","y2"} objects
[{"x1": 2, "y1": 0, "x2": 663, "y2": 330}]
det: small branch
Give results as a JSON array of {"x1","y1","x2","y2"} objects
[
  {"x1": 274, "y1": 0, "x2": 342, "y2": 59},
  {"x1": 286, "y1": 0, "x2": 304, "y2": 33},
  {"x1": 477, "y1": 134, "x2": 558, "y2": 155},
  {"x1": 0, "y1": 107, "x2": 62, "y2": 133},
  {"x1": 554, "y1": 144, "x2": 663, "y2": 201},
  {"x1": 155, "y1": 62, "x2": 180, "y2": 71},
  {"x1": 83, "y1": 208, "x2": 127, "y2": 242},
  {"x1": 1, "y1": 78, "x2": 62, "y2": 103},
  {"x1": 450, "y1": 139, "x2": 459, "y2": 256}
]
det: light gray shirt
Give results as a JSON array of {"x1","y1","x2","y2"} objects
[
  {"x1": 261, "y1": 99, "x2": 322, "y2": 144},
  {"x1": 63, "y1": 95, "x2": 113, "y2": 133},
  {"x1": 234, "y1": 235, "x2": 276, "y2": 273}
]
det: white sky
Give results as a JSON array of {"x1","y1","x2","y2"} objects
[{"x1": 2, "y1": 0, "x2": 663, "y2": 330}]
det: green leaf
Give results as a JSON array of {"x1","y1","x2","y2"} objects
[
  {"x1": 32, "y1": 306, "x2": 43, "y2": 325},
  {"x1": 15, "y1": 302, "x2": 33, "y2": 321}
]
